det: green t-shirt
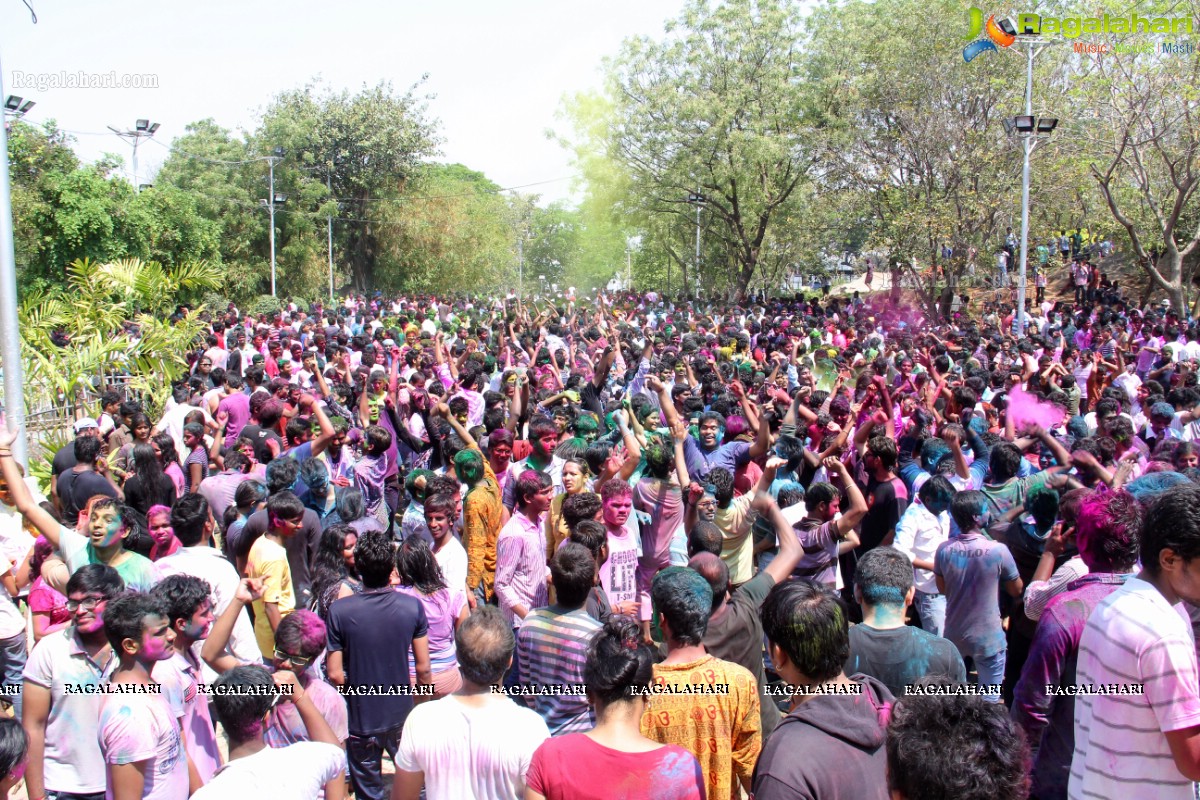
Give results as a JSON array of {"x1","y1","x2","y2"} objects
[{"x1": 59, "y1": 526, "x2": 159, "y2": 592}]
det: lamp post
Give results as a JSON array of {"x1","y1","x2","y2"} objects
[
  {"x1": 1004, "y1": 34, "x2": 1056, "y2": 337},
  {"x1": 263, "y1": 147, "x2": 285, "y2": 296},
  {"x1": 107, "y1": 119, "x2": 160, "y2": 192},
  {"x1": 3, "y1": 96, "x2": 35, "y2": 134},
  {"x1": 687, "y1": 192, "x2": 705, "y2": 299},
  {"x1": 326, "y1": 169, "x2": 335, "y2": 302},
  {"x1": 0, "y1": 82, "x2": 30, "y2": 465}
]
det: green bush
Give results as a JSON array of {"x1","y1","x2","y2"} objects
[
  {"x1": 248, "y1": 294, "x2": 282, "y2": 317},
  {"x1": 200, "y1": 291, "x2": 229, "y2": 312}
]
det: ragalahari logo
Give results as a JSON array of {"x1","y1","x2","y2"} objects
[{"x1": 963, "y1": 7, "x2": 1016, "y2": 61}]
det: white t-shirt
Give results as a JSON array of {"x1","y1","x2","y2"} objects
[
  {"x1": 98, "y1": 688, "x2": 189, "y2": 800},
  {"x1": 396, "y1": 695, "x2": 550, "y2": 800},
  {"x1": 0, "y1": 555, "x2": 24, "y2": 639},
  {"x1": 23, "y1": 627, "x2": 116, "y2": 793},
  {"x1": 434, "y1": 535, "x2": 468, "y2": 594},
  {"x1": 1069, "y1": 577, "x2": 1200, "y2": 800},
  {"x1": 190, "y1": 741, "x2": 345, "y2": 800},
  {"x1": 600, "y1": 517, "x2": 642, "y2": 611}
]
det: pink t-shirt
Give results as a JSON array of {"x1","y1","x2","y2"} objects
[
  {"x1": 158, "y1": 652, "x2": 222, "y2": 783},
  {"x1": 526, "y1": 734, "x2": 704, "y2": 800},
  {"x1": 98, "y1": 688, "x2": 189, "y2": 800},
  {"x1": 396, "y1": 585, "x2": 466, "y2": 676}
]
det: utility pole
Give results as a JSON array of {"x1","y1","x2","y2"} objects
[{"x1": 0, "y1": 64, "x2": 27, "y2": 465}]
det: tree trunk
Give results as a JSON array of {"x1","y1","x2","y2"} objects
[{"x1": 734, "y1": 257, "x2": 756, "y2": 304}]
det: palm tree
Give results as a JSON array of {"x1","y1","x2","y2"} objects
[{"x1": 18, "y1": 257, "x2": 223, "y2": 418}]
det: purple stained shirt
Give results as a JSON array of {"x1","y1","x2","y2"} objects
[
  {"x1": 934, "y1": 532, "x2": 1019, "y2": 657},
  {"x1": 1012, "y1": 573, "x2": 1131, "y2": 800},
  {"x1": 218, "y1": 392, "x2": 251, "y2": 448},
  {"x1": 494, "y1": 510, "x2": 549, "y2": 629}
]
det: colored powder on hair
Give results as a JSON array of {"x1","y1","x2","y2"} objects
[{"x1": 1007, "y1": 385, "x2": 1065, "y2": 431}]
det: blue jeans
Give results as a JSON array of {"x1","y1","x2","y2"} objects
[
  {"x1": 969, "y1": 649, "x2": 1006, "y2": 703},
  {"x1": 913, "y1": 591, "x2": 946, "y2": 637},
  {"x1": 0, "y1": 631, "x2": 25, "y2": 722}
]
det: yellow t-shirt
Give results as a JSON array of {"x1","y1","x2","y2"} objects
[
  {"x1": 715, "y1": 494, "x2": 756, "y2": 585},
  {"x1": 641, "y1": 654, "x2": 761, "y2": 799},
  {"x1": 247, "y1": 536, "x2": 295, "y2": 656}
]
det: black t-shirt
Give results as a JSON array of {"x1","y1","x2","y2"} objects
[
  {"x1": 845, "y1": 624, "x2": 966, "y2": 698},
  {"x1": 57, "y1": 468, "x2": 118, "y2": 524},
  {"x1": 238, "y1": 424, "x2": 283, "y2": 465},
  {"x1": 326, "y1": 587, "x2": 429, "y2": 735},
  {"x1": 51, "y1": 444, "x2": 77, "y2": 477}
]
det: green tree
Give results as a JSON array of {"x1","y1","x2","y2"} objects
[
  {"x1": 257, "y1": 80, "x2": 441, "y2": 292},
  {"x1": 1064, "y1": 0, "x2": 1200, "y2": 314},
  {"x1": 576, "y1": 0, "x2": 824, "y2": 300}
]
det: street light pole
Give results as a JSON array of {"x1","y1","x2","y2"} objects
[
  {"x1": 1008, "y1": 37, "x2": 1052, "y2": 338},
  {"x1": 107, "y1": 120, "x2": 160, "y2": 193},
  {"x1": 326, "y1": 171, "x2": 334, "y2": 302},
  {"x1": 688, "y1": 192, "x2": 705, "y2": 299},
  {"x1": 0, "y1": 68, "x2": 28, "y2": 466},
  {"x1": 265, "y1": 147, "x2": 285, "y2": 297},
  {"x1": 269, "y1": 157, "x2": 277, "y2": 297},
  {"x1": 517, "y1": 236, "x2": 524, "y2": 300}
]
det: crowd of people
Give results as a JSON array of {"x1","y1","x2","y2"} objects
[{"x1": 0, "y1": 271, "x2": 1196, "y2": 800}]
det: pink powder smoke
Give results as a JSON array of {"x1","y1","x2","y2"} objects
[{"x1": 1007, "y1": 385, "x2": 1065, "y2": 431}]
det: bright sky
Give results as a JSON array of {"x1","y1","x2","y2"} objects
[{"x1": 0, "y1": 0, "x2": 687, "y2": 205}]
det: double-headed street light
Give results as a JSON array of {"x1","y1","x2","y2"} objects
[
  {"x1": 3, "y1": 96, "x2": 35, "y2": 134},
  {"x1": 262, "y1": 147, "x2": 286, "y2": 296},
  {"x1": 1003, "y1": 34, "x2": 1058, "y2": 338},
  {"x1": 1004, "y1": 110, "x2": 1059, "y2": 337},
  {"x1": 107, "y1": 119, "x2": 161, "y2": 192}
]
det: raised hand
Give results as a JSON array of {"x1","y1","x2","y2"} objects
[
  {"x1": 0, "y1": 416, "x2": 18, "y2": 451},
  {"x1": 235, "y1": 578, "x2": 264, "y2": 605}
]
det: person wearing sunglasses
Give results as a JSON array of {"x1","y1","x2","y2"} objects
[
  {"x1": 201, "y1": 580, "x2": 350, "y2": 749},
  {"x1": 23, "y1": 564, "x2": 124, "y2": 800}
]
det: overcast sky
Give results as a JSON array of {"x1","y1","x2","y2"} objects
[{"x1": 0, "y1": 0, "x2": 687, "y2": 205}]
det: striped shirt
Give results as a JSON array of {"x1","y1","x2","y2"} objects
[
  {"x1": 516, "y1": 606, "x2": 601, "y2": 735},
  {"x1": 1069, "y1": 577, "x2": 1200, "y2": 800},
  {"x1": 495, "y1": 510, "x2": 549, "y2": 629}
]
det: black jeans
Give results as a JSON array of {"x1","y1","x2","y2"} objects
[{"x1": 346, "y1": 726, "x2": 403, "y2": 800}]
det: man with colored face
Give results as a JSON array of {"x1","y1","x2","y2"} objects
[
  {"x1": 151, "y1": 575, "x2": 223, "y2": 783},
  {"x1": 23, "y1": 564, "x2": 125, "y2": 800},
  {"x1": 494, "y1": 471, "x2": 555, "y2": 686},
  {"x1": 97, "y1": 592, "x2": 193, "y2": 800},
  {"x1": 7, "y1": 460, "x2": 158, "y2": 594},
  {"x1": 501, "y1": 416, "x2": 565, "y2": 510}
]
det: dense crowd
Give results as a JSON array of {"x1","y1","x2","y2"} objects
[{"x1": 0, "y1": 270, "x2": 1197, "y2": 800}]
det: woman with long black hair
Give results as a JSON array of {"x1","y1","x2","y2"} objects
[
  {"x1": 395, "y1": 535, "x2": 468, "y2": 699},
  {"x1": 309, "y1": 523, "x2": 361, "y2": 621},
  {"x1": 122, "y1": 443, "x2": 176, "y2": 517}
]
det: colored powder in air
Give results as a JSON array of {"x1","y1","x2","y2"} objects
[{"x1": 1007, "y1": 385, "x2": 1065, "y2": 431}]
